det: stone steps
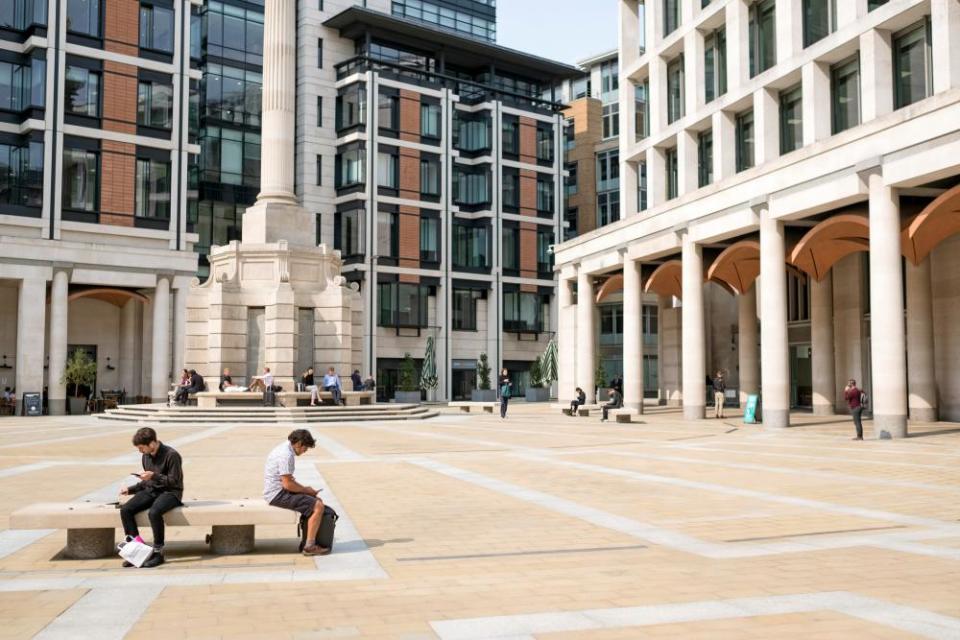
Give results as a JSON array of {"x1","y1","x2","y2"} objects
[{"x1": 98, "y1": 403, "x2": 438, "y2": 424}]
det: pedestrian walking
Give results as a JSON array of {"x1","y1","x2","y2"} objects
[
  {"x1": 712, "y1": 371, "x2": 726, "y2": 419},
  {"x1": 498, "y1": 368, "x2": 512, "y2": 419}
]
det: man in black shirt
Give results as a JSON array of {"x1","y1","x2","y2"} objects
[
  {"x1": 119, "y1": 427, "x2": 184, "y2": 568},
  {"x1": 175, "y1": 369, "x2": 205, "y2": 404}
]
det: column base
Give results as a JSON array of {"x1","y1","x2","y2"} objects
[
  {"x1": 909, "y1": 406, "x2": 938, "y2": 423},
  {"x1": 48, "y1": 399, "x2": 66, "y2": 416},
  {"x1": 873, "y1": 414, "x2": 908, "y2": 439},
  {"x1": 665, "y1": 399, "x2": 682, "y2": 407},
  {"x1": 812, "y1": 404, "x2": 834, "y2": 416},
  {"x1": 682, "y1": 404, "x2": 705, "y2": 420},
  {"x1": 763, "y1": 409, "x2": 790, "y2": 428}
]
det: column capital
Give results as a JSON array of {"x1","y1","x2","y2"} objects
[
  {"x1": 749, "y1": 195, "x2": 769, "y2": 214},
  {"x1": 856, "y1": 157, "x2": 883, "y2": 183}
]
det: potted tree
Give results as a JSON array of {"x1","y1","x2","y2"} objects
[
  {"x1": 525, "y1": 356, "x2": 550, "y2": 403},
  {"x1": 61, "y1": 348, "x2": 97, "y2": 415},
  {"x1": 393, "y1": 353, "x2": 422, "y2": 404},
  {"x1": 471, "y1": 352, "x2": 497, "y2": 402},
  {"x1": 594, "y1": 362, "x2": 610, "y2": 402}
]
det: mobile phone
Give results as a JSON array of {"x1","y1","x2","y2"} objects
[{"x1": 130, "y1": 471, "x2": 142, "y2": 477}]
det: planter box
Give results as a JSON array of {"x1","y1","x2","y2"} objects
[
  {"x1": 525, "y1": 387, "x2": 551, "y2": 403},
  {"x1": 471, "y1": 389, "x2": 498, "y2": 402},
  {"x1": 393, "y1": 391, "x2": 421, "y2": 405},
  {"x1": 596, "y1": 387, "x2": 612, "y2": 402},
  {"x1": 68, "y1": 397, "x2": 86, "y2": 415}
]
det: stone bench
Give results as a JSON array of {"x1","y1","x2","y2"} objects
[
  {"x1": 448, "y1": 401, "x2": 498, "y2": 414},
  {"x1": 553, "y1": 403, "x2": 601, "y2": 417},
  {"x1": 10, "y1": 498, "x2": 298, "y2": 559},
  {"x1": 278, "y1": 390, "x2": 375, "y2": 407},
  {"x1": 609, "y1": 408, "x2": 638, "y2": 423},
  {"x1": 193, "y1": 391, "x2": 265, "y2": 409}
]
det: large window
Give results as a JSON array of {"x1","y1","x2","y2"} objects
[
  {"x1": 504, "y1": 290, "x2": 546, "y2": 333},
  {"x1": 502, "y1": 225, "x2": 518, "y2": 271},
  {"x1": 0, "y1": 139, "x2": 43, "y2": 209},
  {"x1": 64, "y1": 65, "x2": 100, "y2": 118},
  {"x1": 452, "y1": 111, "x2": 491, "y2": 153},
  {"x1": 0, "y1": 0, "x2": 47, "y2": 31},
  {"x1": 602, "y1": 103, "x2": 619, "y2": 139},
  {"x1": 502, "y1": 116, "x2": 519, "y2": 156},
  {"x1": 421, "y1": 102, "x2": 441, "y2": 139},
  {"x1": 205, "y1": 2, "x2": 263, "y2": 66},
  {"x1": 600, "y1": 58, "x2": 619, "y2": 99},
  {"x1": 698, "y1": 130, "x2": 713, "y2": 188},
  {"x1": 204, "y1": 64, "x2": 262, "y2": 127},
  {"x1": 780, "y1": 85, "x2": 803, "y2": 154},
  {"x1": 600, "y1": 305, "x2": 623, "y2": 345},
  {"x1": 893, "y1": 20, "x2": 932, "y2": 110},
  {"x1": 0, "y1": 58, "x2": 45, "y2": 112},
  {"x1": 536, "y1": 123, "x2": 554, "y2": 162},
  {"x1": 635, "y1": 81, "x2": 649, "y2": 140},
  {"x1": 667, "y1": 55, "x2": 685, "y2": 124},
  {"x1": 378, "y1": 91, "x2": 399, "y2": 130},
  {"x1": 502, "y1": 168, "x2": 519, "y2": 209},
  {"x1": 453, "y1": 166, "x2": 490, "y2": 207},
  {"x1": 663, "y1": 0, "x2": 679, "y2": 36},
  {"x1": 420, "y1": 216, "x2": 439, "y2": 263},
  {"x1": 452, "y1": 222, "x2": 489, "y2": 270},
  {"x1": 536, "y1": 175, "x2": 554, "y2": 213},
  {"x1": 868, "y1": 0, "x2": 889, "y2": 9},
  {"x1": 392, "y1": 0, "x2": 496, "y2": 42},
  {"x1": 564, "y1": 161, "x2": 577, "y2": 196},
  {"x1": 597, "y1": 150, "x2": 619, "y2": 194},
  {"x1": 137, "y1": 80, "x2": 173, "y2": 129},
  {"x1": 335, "y1": 146, "x2": 365, "y2": 188},
  {"x1": 139, "y1": 3, "x2": 174, "y2": 54},
  {"x1": 452, "y1": 289, "x2": 479, "y2": 331},
  {"x1": 335, "y1": 208, "x2": 365, "y2": 258},
  {"x1": 597, "y1": 191, "x2": 619, "y2": 228},
  {"x1": 376, "y1": 210, "x2": 398, "y2": 258},
  {"x1": 803, "y1": 0, "x2": 836, "y2": 48},
  {"x1": 736, "y1": 110, "x2": 755, "y2": 172},
  {"x1": 831, "y1": 55, "x2": 860, "y2": 134},
  {"x1": 135, "y1": 158, "x2": 171, "y2": 220},
  {"x1": 537, "y1": 228, "x2": 553, "y2": 276},
  {"x1": 335, "y1": 83, "x2": 366, "y2": 131},
  {"x1": 665, "y1": 147, "x2": 678, "y2": 200},
  {"x1": 62, "y1": 147, "x2": 98, "y2": 213},
  {"x1": 420, "y1": 156, "x2": 440, "y2": 196},
  {"x1": 200, "y1": 127, "x2": 260, "y2": 187},
  {"x1": 704, "y1": 28, "x2": 727, "y2": 103},
  {"x1": 748, "y1": 0, "x2": 776, "y2": 77},
  {"x1": 377, "y1": 149, "x2": 398, "y2": 190},
  {"x1": 66, "y1": 0, "x2": 100, "y2": 37},
  {"x1": 378, "y1": 283, "x2": 429, "y2": 328},
  {"x1": 638, "y1": 161, "x2": 647, "y2": 212}
]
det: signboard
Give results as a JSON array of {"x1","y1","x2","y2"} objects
[
  {"x1": 743, "y1": 394, "x2": 759, "y2": 424},
  {"x1": 21, "y1": 392, "x2": 42, "y2": 417}
]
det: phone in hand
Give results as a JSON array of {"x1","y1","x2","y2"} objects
[{"x1": 130, "y1": 471, "x2": 143, "y2": 477}]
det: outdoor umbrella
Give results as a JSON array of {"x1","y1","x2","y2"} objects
[
  {"x1": 540, "y1": 338, "x2": 558, "y2": 386},
  {"x1": 420, "y1": 336, "x2": 438, "y2": 390}
]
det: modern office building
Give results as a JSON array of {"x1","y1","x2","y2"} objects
[
  {"x1": 556, "y1": 0, "x2": 960, "y2": 435},
  {"x1": 0, "y1": 0, "x2": 198, "y2": 413}
]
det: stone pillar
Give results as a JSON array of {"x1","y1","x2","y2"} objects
[
  {"x1": 622, "y1": 259, "x2": 643, "y2": 412},
  {"x1": 753, "y1": 88, "x2": 779, "y2": 165},
  {"x1": 150, "y1": 276, "x2": 171, "y2": 403},
  {"x1": 759, "y1": 211, "x2": 790, "y2": 428},
  {"x1": 681, "y1": 236, "x2": 705, "y2": 420},
  {"x1": 172, "y1": 286, "x2": 188, "y2": 379},
  {"x1": 258, "y1": 0, "x2": 297, "y2": 205},
  {"x1": 810, "y1": 274, "x2": 836, "y2": 415},
  {"x1": 659, "y1": 295, "x2": 682, "y2": 406},
  {"x1": 801, "y1": 61, "x2": 831, "y2": 145},
  {"x1": 119, "y1": 299, "x2": 139, "y2": 397},
  {"x1": 932, "y1": 0, "x2": 960, "y2": 93},
  {"x1": 47, "y1": 269, "x2": 69, "y2": 415},
  {"x1": 576, "y1": 268, "x2": 596, "y2": 404},
  {"x1": 557, "y1": 277, "x2": 576, "y2": 402},
  {"x1": 868, "y1": 174, "x2": 908, "y2": 438},
  {"x1": 737, "y1": 287, "x2": 759, "y2": 406},
  {"x1": 16, "y1": 278, "x2": 47, "y2": 413},
  {"x1": 905, "y1": 259, "x2": 937, "y2": 422},
  {"x1": 860, "y1": 28, "x2": 893, "y2": 123}
]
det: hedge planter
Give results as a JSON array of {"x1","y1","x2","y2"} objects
[
  {"x1": 471, "y1": 389, "x2": 498, "y2": 402},
  {"x1": 525, "y1": 387, "x2": 551, "y2": 403},
  {"x1": 393, "y1": 391, "x2": 421, "y2": 405},
  {"x1": 68, "y1": 397, "x2": 87, "y2": 415}
]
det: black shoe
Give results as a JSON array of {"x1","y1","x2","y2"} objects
[
  {"x1": 122, "y1": 560, "x2": 134, "y2": 568},
  {"x1": 141, "y1": 551, "x2": 165, "y2": 568}
]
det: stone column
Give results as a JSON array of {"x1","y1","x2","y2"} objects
[
  {"x1": 150, "y1": 276, "x2": 171, "y2": 403},
  {"x1": 737, "y1": 287, "x2": 759, "y2": 406},
  {"x1": 868, "y1": 173, "x2": 908, "y2": 438},
  {"x1": 16, "y1": 278, "x2": 47, "y2": 413},
  {"x1": 119, "y1": 300, "x2": 139, "y2": 397},
  {"x1": 172, "y1": 286, "x2": 188, "y2": 379},
  {"x1": 557, "y1": 277, "x2": 576, "y2": 402},
  {"x1": 681, "y1": 236, "x2": 705, "y2": 420},
  {"x1": 258, "y1": 0, "x2": 297, "y2": 205},
  {"x1": 905, "y1": 259, "x2": 937, "y2": 422},
  {"x1": 810, "y1": 274, "x2": 836, "y2": 415},
  {"x1": 759, "y1": 211, "x2": 790, "y2": 428},
  {"x1": 576, "y1": 268, "x2": 596, "y2": 404},
  {"x1": 47, "y1": 269, "x2": 69, "y2": 415},
  {"x1": 659, "y1": 294, "x2": 682, "y2": 406},
  {"x1": 622, "y1": 259, "x2": 643, "y2": 412}
]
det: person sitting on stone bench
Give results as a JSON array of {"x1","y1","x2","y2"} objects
[
  {"x1": 175, "y1": 369, "x2": 205, "y2": 405},
  {"x1": 318, "y1": 367, "x2": 345, "y2": 406},
  {"x1": 264, "y1": 429, "x2": 329, "y2": 556},
  {"x1": 569, "y1": 387, "x2": 586, "y2": 415},
  {"x1": 118, "y1": 427, "x2": 183, "y2": 568},
  {"x1": 249, "y1": 367, "x2": 274, "y2": 393},
  {"x1": 601, "y1": 387, "x2": 623, "y2": 422}
]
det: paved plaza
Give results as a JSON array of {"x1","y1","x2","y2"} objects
[{"x1": 1, "y1": 406, "x2": 960, "y2": 639}]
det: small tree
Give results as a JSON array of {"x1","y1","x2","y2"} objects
[
  {"x1": 528, "y1": 356, "x2": 543, "y2": 389},
  {"x1": 61, "y1": 349, "x2": 97, "y2": 397},
  {"x1": 594, "y1": 362, "x2": 606, "y2": 391},
  {"x1": 477, "y1": 352, "x2": 492, "y2": 390},
  {"x1": 398, "y1": 353, "x2": 418, "y2": 392}
]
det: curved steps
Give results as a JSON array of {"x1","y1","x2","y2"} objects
[{"x1": 99, "y1": 403, "x2": 439, "y2": 424}]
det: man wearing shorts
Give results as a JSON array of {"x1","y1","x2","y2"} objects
[{"x1": 263, "y1": 429, "x2": 329, "y2": 556}]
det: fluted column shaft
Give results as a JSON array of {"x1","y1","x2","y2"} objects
[
  {"x1": 258, "y1": 0, "x2": 297, "y2": 204},
  {"x1": 576, "y1": 269, "x2": 596, "y2": 404},
  {"x1": 681, "y1": 235, "x2": 705, "y2": 420}
]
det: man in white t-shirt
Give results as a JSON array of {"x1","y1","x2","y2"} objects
[
  {"x1": 249, "y1": 367, "x2": 274, "y2": 393},
  {"x1": 263, "y1": 429, "x2": 329, "y2": 556}
]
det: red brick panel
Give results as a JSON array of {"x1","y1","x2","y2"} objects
[
  {"x1": 399, "y1": 273, "x2": 419, "y2": 284},
  {"x1": 100, "y1": 140, "x2": 135, "y2": 227},
  {"x1": 103, "y1": 61, "x2": 138, "y2": 134},
  {"x1": 519, "y1": 169, "x2": 537, "y2": 216},
  {"x1": 519, "y1": 222, "x2": 538, "y2": 281},
  {"x1": 398, "y1": 205, "x2": 420, "y2": 269},
  {"x1": 519, "y1": 117, "x2": 537, "y2": 163},
  {"x1": 105, "y1": 0, "x2": 140, "y2": 56},
  {"x1": 400, "y1": 90, "x2": 421, "y2": 143},
  {"x1": 399, "y1": 148, "x2": 420, "y2": 200}
]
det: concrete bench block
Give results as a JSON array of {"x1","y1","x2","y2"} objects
[
  {"x1": 208, "y1": 524, "x2": 255, "y2": 555},
  {"x1": 67, "y1": 528, "x2": 115, "y2": 559}
]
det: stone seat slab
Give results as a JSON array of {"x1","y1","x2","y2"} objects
[
  {"x1": 609, "y1": 408, "x2": 639, "y2": 423},
  {"x1": 278, "y1": 391, "x2": 374, "y2": 407},
  {"x1": 553, "y1": 403, "x2": 601, "y2": 416},
  {"x1": 448, "y1": 402, "x2": 498, "y2": 413}
]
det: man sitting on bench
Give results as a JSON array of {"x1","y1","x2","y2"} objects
[
  {"x1": 118, "y1": 427, "x2": 183, "y2": 568},
  {"x1": 264, "y1": 429, "x2": 329, "y2": 556},
  {"x1": 601, "y1": 387, "x2": 623, "y2": 422},
  {"x1": 249, "y1": 367, "x2": 274, "y2": 393},
  {"x1": 321, "y1": 367, "x2": 345, "y2": 406},
  {"x1": 174, "y1": 369, "x2": 204, "y2": 405}
]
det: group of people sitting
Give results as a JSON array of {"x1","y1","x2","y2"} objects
[
  {"x1": 297, "y1": 367, "x2": 374, "y2": 406},
  {"x1": 174, "y1": 365, "x2": 376, "y2": 406},
  {"x1": 569, "y1": 375, "x2": 625, "y2": 421}
]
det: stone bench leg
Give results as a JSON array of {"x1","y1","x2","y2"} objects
[
  {"x1": 562, "y1": 409, "x2": 573, "y2": 416},
  {"x1": 197, "y1": 396, "x2": 217, "y2": 409},
  {"x1": 459, "y1": 406, "x2": 471, "y2": 413},
  {"x1": 360, "y1": 396, "x2": 372, "y2": 405},
  {"x1": 67, "y1": 528, "x2": 115, "y2": 559},
  {"x1": 208, "y1": 525, "x2": 255, "y2": 554},
  {"x1": 615, "y1": 413, "x2": 632, "y2": 424},
  {"x1": 345, "y1": 395, "x2": 360, "y2": 406},
  {"x1": 578, "y1": 409, "x2": 590, "y2": 417},
  {"x1": 483, "y1": 405, "x2": 494, "y2": 414}
]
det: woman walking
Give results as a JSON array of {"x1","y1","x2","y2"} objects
[{"x1": 498, "y1": 368, "x2": 512, "y2": 419}]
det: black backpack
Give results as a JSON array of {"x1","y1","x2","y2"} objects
[{"x1": 297, "y1": 505, "x2": 339, "y2": 552}]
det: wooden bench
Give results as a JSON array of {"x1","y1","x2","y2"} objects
[
  {"x1": 10, "y1": 499, "x2": 300, "y2": 559},
  {"x1": 278, "y1": 390, "x2": 375, "y2": 407},
  {"x1": 448, "y1": 401, "x2": 497, "y2": 414}
]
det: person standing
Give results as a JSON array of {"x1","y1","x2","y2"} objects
[
  {"x1": 498, "y1": 368, "x2": 512, "y2": 419},
  {"x1": 844, "y1": 379, "x2": 864, "y2": 440},
  {"x1": 712, "y1": 371, "x2": 726, "y2": 419},
  {"x1": 118, "y1": 427, "x2": 183, "y2": 568}
]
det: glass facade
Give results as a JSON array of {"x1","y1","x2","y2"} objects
[
  {"x1": 697, "y1": 130, "x2": 713, "y2": 188},
  {"x1": 667, "y1": 55, "x2": 685, "y2": 124},
  {"x1": 135, "y1": 158, "x2": 171, "y2": 220},
  {"x1": 0, "y1": 58, "x2": 45, "y2": 113},
  {"x1": 62, "y1": 147, "x2": 98, "y2": 213},
  {"x1": 704, "y1": 28, "x2": 726, "y2": 103},
  {"x1": 391, "y1": 0, "x2": 496, "y2": 42},
  {"x1": 802, "y1": 0, "x2": 836, "y2": 47},
  {"x1": 0, "y1": 139, "x2": 43, "y2": 210}
]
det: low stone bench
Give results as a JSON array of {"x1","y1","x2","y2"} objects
[
  {"x1": 553, "y1": 403, "x2": 601, "y2": 417},
  {"x1": 448, "y1": 401, "x2": 498, "y2": 414},
  {"x1": 194, "y1": 391, "x2": 265, "y2": 409},
  {"x1": 278, "y1": 390, "x2": 375, "y2": 407},
  {"x1": 609, "y1": 408, "x2": 638, "y2": 423},
  {"x1": 10, "y1": 498, "x2": 298, "y2": 559}
]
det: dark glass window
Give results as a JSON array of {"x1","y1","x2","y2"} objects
[
  {"x1": 421, "y1": 102, "x2": 441, "y2": 138},
  {"x1": 452, "y1": 110, "x2": 491, "y2": 153},
  {"x1": 392, "y1": 0, "x2": 496, "y2": 42},
  {"x1": 634, "y1": 82, "x2": 649, "y2": 141},
  {"x1": 868, "y1": 0, "x2": 889, "y2": 10},
  {"x1": 452, "y1": 289, "x2": 479, "y2": 331},
  {"x1": 564, "y1": 161, "x2": 577, "y2": 196},
  {"x1": 638, "y1": 162, "x2": 647, "y2": 212},
  {"x1": 602, "y1": 103, "x2": 619, "y2": 139},
  {"x1": 780, "y1": 85, "x2": 803, "y2": 154},
  {"x1": 502, "y1": 226, "x2": 518, "y2": 271},
  {"x1": 202, "y1": 63, "x2": 262, "y2": 127},
  {"x1": 893, "y1": 20, "x2": 932, "y2": 110},
  {"x1": 665, "y1": 147, "x2": 678, "y2": 200},
  {"x1": 376, "y1": 210, "x2": 397, "y2": 258},
  {"x1": 317, "y1": 38, "x2": 323, "y2": 68},
  {"x1": 503, "y1": 291, "x2": 546, "y2": 333},
  {"x1": 536, "y1": 123, "x2": 554, "y2": 162},
  {"x1": 452, "y1": 166, "x2": 490, "y2": 206},
  {"x1": 199, "y1": 126, "x2": 261, "y2": 187},
  {"x1": 420, "y1": 156, "x2": 440, "y2": 196},
  {"x1": 0, "y1": 140, "x2": 43, "y2": 209},
  {"x1": 64, "y1": 66, "x2": 100, "y2": 118},
  {"x1": 205, "y1": 4, "x2": 263, "y2": 66},
  {"x1": 335, "y1": 146, "x2": 365, "y2": 188},
  {"x1": 62, "y1": 147, "x2": 98, "y2": 213},
  {"x1": 67, "y1": 0, "x2": 100, "y2": 37},
  {"x1": 667, "y1": 55, "x2": 685, "y2": 124},
  {"x1": 663, "y1": 0, "x2": 679, "y2": 36},
  {"x1": 502, "y1": 168, "x2": 519, "y2": 209},
  {"x1": 502, "y1": 116, "x2": 519, "y2": 155},
  {"x1": 140, "y1": 3, "x2": 174, "y2": 53},
  {"x1": 136, "y1": 158, "x2": 171, "y2": 220},
  {"x1": 336, "y1": 83, "x2": 366, "y2": 131},
  {"x1": 597, "y1": 191, "x2": 619, "y2": 227},
  {"x1": 537, "y1": 175, "x2": 553, "y2": 213},
  {"x1": 831, "y1": 55, "x2": 860, "y2": 134},
  {"x1": 537, "y1": 228, "x2": 554, "y2": 276},
  {"x1": 335, "y1": 208, "x2": 364, "y2": 258},
  {"x1": 378, "y1": 283, "x2": 429, "y2": 328},
  {"x1": 452, "y1": 222, "x2": 489, "y2": 270},
  {"x1": 803, "y1": 0, "x2": 836, "y2": 47},
  {"x1": 736, "y1": 110, "x2": 755, "y2": 172},
  {"x1": 0, "y1": 58, "x2": 45, "y2": 112},
  {"x1": 596, "y1": 150, "x2": 619, "y2": 194},
  {"x1": 377, "y1": 149, "x2": 398, "y2": 189},
  {"x1": 704, "y1": 28, "x2": 727, "y2": 103},
  {"x1": 697, "y1": 130, "x2": 713, "y2": 188},
  {"x1": 378, "y1": 91, "x2": 399, "y2": 130},
  {"x1": 137, "y1": 80, "x2": 173, "y2": 129},
  {"x1": 419, "y1": 217, "x2": 439, "y2": 263},
  {"x1": 0, "y1": 0, "x2": 47, "y2": 31},
  {"x1": 749, "y1": 0, "x2": 776, "y2": 77}
]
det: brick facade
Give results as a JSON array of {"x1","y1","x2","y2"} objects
[
  {"x1": 400, "y1": 90, "x2": 421, "y2": 143},
  {"x1": 104, "y1": 0, "x2": 140, "y2": 57},
  {"x1": 519, "y1": 117, "x2": 537, "y2": 164},
  {"x1": 100, "y1": 140, "x2": 136, "y2": 227},
  {"x1": 560, "y1": 97, "x2": 604, "y2": 236},
  {"x1": 102, "y1": 61, "x2": 138, "y2": 135}
]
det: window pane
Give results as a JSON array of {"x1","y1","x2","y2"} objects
[
  {"x1": 736, "y1": 110, "x2": 755, "y2": 171},
  {"x1": 894, "y1": 23, "x2": 931, "y2": 109},
  {"x1": 831, "y1": 57, "x2": 860, "y2": 134},
  {"x1": 780, "y1": 86, "x2": 803, "y2": 153},
  {"x1": 803, "y1": 0, "x2": 833, "y2": 47}
]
